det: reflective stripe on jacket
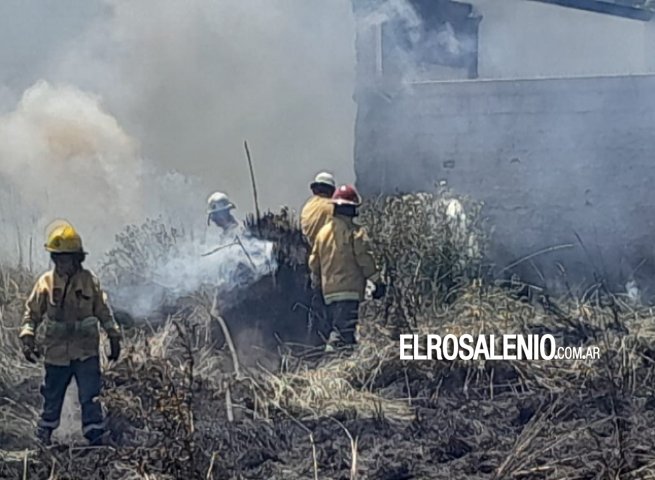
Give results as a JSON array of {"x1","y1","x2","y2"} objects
[
  {"x1": 21, "y1": 269, "x2": 122, "y2": 366},
  {"x1": 308, "y1": 214, "x2": 379, "y2": 305},
  {"x1": 300, "y1": 195, "x2": 334, "y2": 246}
]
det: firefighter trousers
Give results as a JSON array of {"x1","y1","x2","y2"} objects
[
  {"x1": 327, "y1": 300, "x2": 360, "y2": 346},
  {"x1": 38, "y1": 356, "x2": 105, "y2": 443}
]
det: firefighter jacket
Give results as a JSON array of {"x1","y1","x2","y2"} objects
[
  {"x1": 300, "y1": 195, "x2": 334, "y2": 246},
  {"x1": 20, "y1": 269, "x2": 122, "y2": 366},
  {"x1": 308, "y1": 214, "x2": 379, "y2": 305},
  {"x1": 206, "y1": 215, "x2": 247, "y2": 246}
]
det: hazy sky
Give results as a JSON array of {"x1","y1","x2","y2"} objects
[
  {"x1": 0, "y1": 0, "x2": 357, "y2": 212},
  {"x1": 0, "y1": 0, "x2": 358, "y2": 262},
  {"x1": 0, "y1": 1, "x2": 105, "y2": 107}
]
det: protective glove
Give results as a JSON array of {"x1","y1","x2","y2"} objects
[
  {"x1": 108, "y1": 337, "x2": 121, "y2": 362},
  {"x1": 21, "y1": 335, "x2": 40, "y2": 363},
  {"x1": 365, "y1": 280, "x2": 376, "y2": 300},
  {"x1": 372, "y1": 282, "x2": 387, "y2": 300}
]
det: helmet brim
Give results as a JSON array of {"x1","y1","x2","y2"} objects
[
  {"x1": 207, "y1": 203, "x2": 236, "y2": 215},
  {"x1": 311, "y1": 181, "x2": 336, "y2": 189},
  {"x1": 45, "y1": 246, "x2": 87, "y2": 254},
  {"x1": 330, "y1": 199, "x2": 360, "y2": 206}
]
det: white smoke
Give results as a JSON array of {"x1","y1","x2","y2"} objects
[
  {"x1": 0, "y1": 78, "x2": 277, "y2": 319},
  {"x1": 424, "y1": 22, "x2": 477, "y2": 58},
  {"x1": 0, "y1": 81, "x2": 139, "y2": 196},
  {"x1": 44, "y1": 0, "x2": 357, "y2": 214},
  {"x1": 373, "y1": 3, "x2": 477, "y2": 82},
  {"x1": 0, "y1": 81, "x2": 147, "y2": 266},
  {"x1": 358, "y1": 0, "x2": 421, "y2": 29},
  {"x1": 0, "y1": 1, "x2": 351, "y2": 321},
  {"x1": 0, "y1": 0, "x2": 357, "y2": 271},
  {"x1": 106, "y1": 224, "x2": 277, "y2": 318},
  {"x1": 0, "y1": 80, "x2": 213, "y2": 267},
  {"x1": 152, "y1": 232, "x2": 275, "y2": 307}
]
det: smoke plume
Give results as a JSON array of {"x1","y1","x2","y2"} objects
[
  {"x1": 0, "y1": 81, "x2": 147, "y2": 264},
  {"x1": 0, "y1": 0, "x2": 357, "y2": 269},
  {"x1": 0, "y1": 0, "x2": 355, "y2": 306},
  {"x1": 47, "y1": 0, "x2": 358, "y2": 214},
  {"x1": 108, "y1": 229, "x2": 277, "y2": 318}
]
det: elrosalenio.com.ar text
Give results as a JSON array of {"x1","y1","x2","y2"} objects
[{"x1": 399, "y1": 334, "x2": 600, "y2": 361}]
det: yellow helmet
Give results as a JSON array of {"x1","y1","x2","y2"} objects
[{"x1": 44, "y1": 220, "x2": 85, "y2": 254}]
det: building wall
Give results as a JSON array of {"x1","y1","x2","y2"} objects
[
  {"x1": 354, "y1": 74, "x2": 655, "y2": 290},
  {"x1": 353, "y1": 0, "x2": 653, "y2": 82},
  {"x1": 352, "y1": 1, "x2": 655, "y2": 290},
  {"x1": 469, "y1": 0, "x2": 650, "y2": 78},
  {"x1": 647, "y1": 20, "x2": 655, "y2": 71}
]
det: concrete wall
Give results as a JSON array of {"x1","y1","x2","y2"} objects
[
  {"x1": 470, "y1": 0, "x2": 650, "y2": 78},
  {"x1": 353, "y1": 0, "x2": 653, "y2": 82},
  {"x1": 647, "y1": 20, "x2": 655, "y2": 71},
  {"x1": 354, "y1": 74, "x2": 655, "y2": 291}
]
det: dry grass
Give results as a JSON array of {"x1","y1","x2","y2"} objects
[{"x1": 1, "y1": 192, "x2": 655, "y2": 479}]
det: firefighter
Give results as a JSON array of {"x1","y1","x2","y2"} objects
[
  {"x1": 207, "y1": 191, "x2": 239, "y2": 233},
  {"x1": 300, "y1": 173, "x2": 336, "y2": 343},
  {"x1": 205, "y1": 190, "x2": 255, "y2": 277},
  {"x1": 308, "y1": 185, "x2": 384, "y2": 350},
  {"x1": 19, "y1": 221, "x2": 121, "y2": 446},
  {"x1": 300, "y1": 172, "x2": 336, "y2": 246}
]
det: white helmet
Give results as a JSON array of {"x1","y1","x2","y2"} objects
[
  {"x1": 207, "y1": 192, "x2": 235, "y2": 214},
  {"x1": 311, "y1": 172, "x2": 335, "y2": 188}
]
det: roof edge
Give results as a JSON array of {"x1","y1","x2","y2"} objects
[{"x1": 527, "y1": 0, "x2": 654, "y2": 21}]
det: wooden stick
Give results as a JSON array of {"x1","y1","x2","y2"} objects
[
  {"x1": 48, "y1": 457, "x2": 55, "y2": 480},
  {"x1": 234, "y1": 235, "x2": 257, "y2": 270},
  {"x1": 28, "y1": 235, "x2": 33, "y2": 273},
  {"x1": 225, "y1": 382, "x2": 234, "y2": 423},
  {"x1": 201, "y1": 240, "x2": 239, "y2": 257},
  {"x1": 350, "y1": 436, "x2": 359, "y2": 480},
  {"x1": 310, "y1": 433, "x2": 319, "y2": 480},
  {"x1": 22, "y1": 449, "x2": 28, "y2": 480},
  {"x1": 15, "y1": 222, "x2": 23, "y2": 271},
  {"x1": 210, "y1": 291, "x2": 241, "y2": 378},
  {"x1": 330, "y1": 418, "x2": 359, "y2": 480},
  {"x1": 498, "y1": 243, "x2": 574, "y2": 275},
  {"x1": 206, "y1": 452, "x2": 217, "y2": 480},
  {"x1": 243, "y1": 140, "x2": 262, "y2": 235}
]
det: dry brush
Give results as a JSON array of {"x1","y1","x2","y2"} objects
[{"x1": 1, "y1": 191, "x2": 655, "y2": 479}]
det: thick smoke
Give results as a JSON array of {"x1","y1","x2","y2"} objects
[
  {"x1": 356, "y1": 0, "x2": 478, "y2": 83},
  {"x1": 44, "y1": 0, "x2": 357, "y2": 214},
  {"x1": 0, "y1": 0, "x2": 356, "y2": 253},
  {"x1": 110, "y1": 230, "x2": 277, "y2": 318},
  {"x1": 0, "y1": 78, "x2": 277, "y2": 316},
  {"x1": 0, "y1": 81, "x2": 146, "y2": 266},
  {"x1": 0, "y1": 0, "x2": 356, "y2": 312},
  {"x1": 0, "y1": 81, "x2": 214, "y2": 268},
  {"x1": 358, "y1": 0, "x2": 421, "y2": 28}
]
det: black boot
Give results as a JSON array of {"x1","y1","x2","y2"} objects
[
  {"x1": 36, "y1": 427, "x2": 52, "y2": 446},
  {"x1": 85, "y1": 429, "x2": 106, "y2": 446}
]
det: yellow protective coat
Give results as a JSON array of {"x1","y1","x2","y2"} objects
[
  {"x1": 20, "y1": 269, "x2": 122, "y2": 366},
  {"x1": 300, "y1": 195, "x2": 334, "y2": 246},
  {"x1": 308, "y1": 214, "x2": 379, "y2": 305}
]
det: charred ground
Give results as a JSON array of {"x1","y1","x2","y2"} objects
[{"x1": 1, "y1": 191, "x2": 655, "y2": 479}]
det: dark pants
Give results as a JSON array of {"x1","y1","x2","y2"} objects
[
  {"x1": 38, "y1": 356, "x2": 105, "y2": 442},
  {"x1": 308, "y1": 292, "x2": 330, "y2": 343},
  {"x1": 327, "y1": 300, "x2": 360, "y2": 345}
]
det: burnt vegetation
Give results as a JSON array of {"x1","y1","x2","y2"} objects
[{"x1": 1, "y1": 190, "x2": 655, "y2": 479}]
